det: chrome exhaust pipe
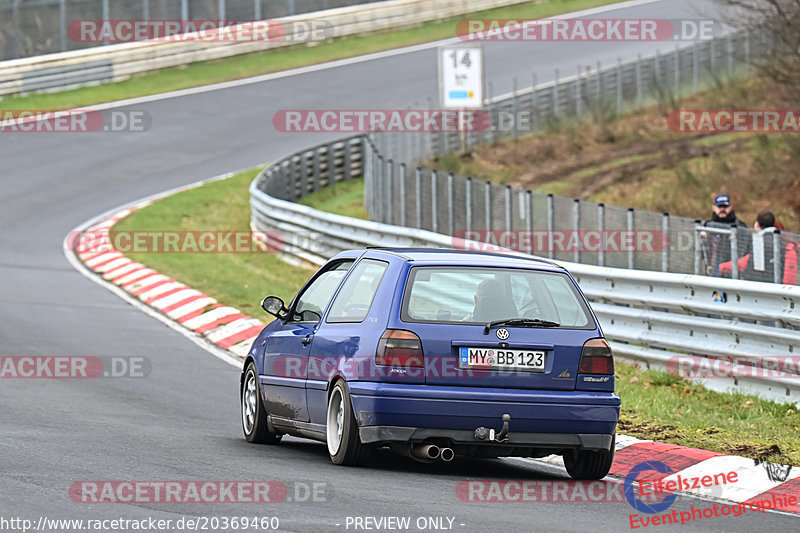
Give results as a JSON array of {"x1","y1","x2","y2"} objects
[
  {"x1": 440, "y1": 447, "x2": 455, "y2": 462},
  {"x1": 414, "y1": 443, "x2": 441, "y2": 461},
  {"x1": 390, "y1": 442, "x2": 440, "y2": 463}
]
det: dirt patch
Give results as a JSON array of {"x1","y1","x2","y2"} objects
[
  {"x1": 429, "y1": 76, "x2": 800, "y2": 229},
  {"x1": 618, "y1": 410, "x2": 685, "y2": 441},
  {"x1": 457, "y1": 114, "x2": 754, "y2": 200},
  {"x1": 555, "y1": 137, "x2": 749, "y2": 200},
  {"x1": 721, "y1": 443, "x2": 783, "y2": 461}
]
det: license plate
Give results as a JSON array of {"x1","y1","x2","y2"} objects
[{"x1": 459, "y1": 347, "x2": 546, "y2": 372}]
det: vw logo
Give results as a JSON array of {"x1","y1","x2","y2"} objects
[{"x1": 496, "y1": 328, "x2": 509, "y2": 340}]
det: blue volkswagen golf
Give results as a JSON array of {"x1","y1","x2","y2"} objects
[{"x1": 240, "y1": 248, "x2": 620, "y2": 479}]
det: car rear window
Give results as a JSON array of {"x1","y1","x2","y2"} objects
[{"x1": 401, "y1": 266, "x2": 594, "y2": 328}]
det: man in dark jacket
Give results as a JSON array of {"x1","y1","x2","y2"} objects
[{"x1": 701, "y1": 194, "x2": 749, "y2": 275}]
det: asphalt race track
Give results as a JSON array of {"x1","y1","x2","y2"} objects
[{"x1": 1, "y1": 0, "x2": 797, "y2": 531}]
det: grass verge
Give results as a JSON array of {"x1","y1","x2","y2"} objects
[
  {"x1": 113, "y1": 171, "x2": 800, "y2": 464},
  {"x1": 112, "y1": 169, "x2": 313, "y2": 316},
  {"x1": 2, "y1": 0, "x2": 619, "y2": 111},
  {"x1": 616, "y1": 362, "x2": 799, "y2": 465},
  {"x1": 298, "y1": 177, "x2": 368, "y2": 219}
]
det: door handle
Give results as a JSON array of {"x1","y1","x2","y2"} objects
[{"x1": 301, "y1": 335, "x2": 312, "y2": 345}]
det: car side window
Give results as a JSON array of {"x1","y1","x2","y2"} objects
[
  {"x1": 327, "y1": 259, "x2": 388, "y2": 323},
  {"x1": 291, "y1": 260, "x2": 354, "y2": 323}
]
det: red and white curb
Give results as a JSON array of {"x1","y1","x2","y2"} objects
[
  {"x1": 71, "y1": 203, "x2": 266, "y2": 360},
  {"x1": 64, "y1": 174, "x2": 799, "y2": 516},
  {"x1": 62, "y1": 171, "x2": 266, "y2": 368},
  {"x1": 523, "y1": 434, "x2": 799, "y2": 515}
]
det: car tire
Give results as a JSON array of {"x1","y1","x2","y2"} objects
[
  {"x1": 326, "y1": 380, "x2": 373, "y2": 466},
  {"x1": 241, "y1": 362, "x2": 281, "y2": 444},
  {"x1": 563, "y1": 434, "x2": 615, "y2": 480}
]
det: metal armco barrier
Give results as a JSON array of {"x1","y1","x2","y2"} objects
[
  {"x1": 250, "y1": 24, "x2": 799, "y2": 404},
  {"x1": 0, "y1": 0, "x2": 532, "y2": 97},
  {"x1": 361, "y1": 26, "x2": 800, "y2": 283},
  {"x1": 251, "y1": 156, "x2": 800, "y2": 405}
]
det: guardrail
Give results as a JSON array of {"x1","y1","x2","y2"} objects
[
  {"x1": 248, "y1": 17, "x2": 798, "y2": 404},
  {"x1": 250, "y1": 143, "x2": 800, "y2": 405},
  {"x1": 0, "y1": 0, "x2": 532, "y2": 97},
  {"x1": 362, "y1": 25, "x2": 800, "y2": 283}
]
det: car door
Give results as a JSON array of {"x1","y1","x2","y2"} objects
[
  {"x1": 305, "y1": 258, "x2": 390, "y2": 425},
  {"x1": 261, "y1": 259, "x2": 354, "y2": 422}
]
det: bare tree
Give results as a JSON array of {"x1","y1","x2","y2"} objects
[{"x1": 715, "y1": 0, "x2": 800, "y2": 99}]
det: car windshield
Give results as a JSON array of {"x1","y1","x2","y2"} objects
[{"x1": 402, "y1": 266, "x2": 594, "y2": 328}]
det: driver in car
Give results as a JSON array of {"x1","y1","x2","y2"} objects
[{"x1": 465, "y1": 279, "x2": 518, "y2": 322}]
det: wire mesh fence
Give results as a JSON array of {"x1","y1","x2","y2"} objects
[
  {"x1": 247, "y1": 24, "x2": 800, "y2": 286},
  {"x1": 360, "y1": 27, "x2": 800, "y2": 286}
]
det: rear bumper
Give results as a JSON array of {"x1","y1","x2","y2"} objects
[
  {"x1": 359, "y1": 426, "x2": 613, "y2": 451},
  {"x1": 348, "y1": 381, "x2": 620, "y2": 442}
]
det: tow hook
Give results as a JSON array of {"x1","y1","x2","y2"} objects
[{"x1": 474, "y1": 414, "x2": 511, "y2": 443}]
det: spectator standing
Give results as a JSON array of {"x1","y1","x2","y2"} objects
[{"x1": 701, "y1": 194, "x2": 749, "y2": 275}]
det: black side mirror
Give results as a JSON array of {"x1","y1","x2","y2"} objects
[{"x1": 261, "y1": 296, "x2": 287, "y2": 319}]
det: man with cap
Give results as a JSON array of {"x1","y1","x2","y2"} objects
[{"x1": 701, "y1": 194, "x2": 748, "y2": 276}]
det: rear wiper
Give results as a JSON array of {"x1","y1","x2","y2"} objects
[{"x1": 484, "y1": 318, "x2": 560, "y2": 334}]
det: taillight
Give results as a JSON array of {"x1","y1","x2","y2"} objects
[
  {"x1": 578, "y1": 338, "x2": 614, "y2": 374},
  {"x1": 376, "y1": 330, "x2": 424, "y2": 368}
]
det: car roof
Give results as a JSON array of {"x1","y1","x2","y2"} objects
[{"x1": 361, "y1": 247, "x2": 565, "y2": 271}]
